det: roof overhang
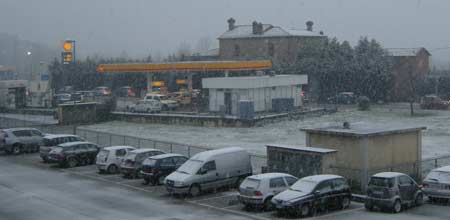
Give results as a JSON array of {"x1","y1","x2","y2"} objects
[{"x1": 97, "y1": 60, "x2": 272, "y2": 73}]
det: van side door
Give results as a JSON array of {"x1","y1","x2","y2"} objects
[{"x1": 198, "y1": 160, "x2": 218, "y2": 191}]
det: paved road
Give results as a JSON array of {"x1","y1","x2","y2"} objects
[{"x1": 0, "y1": 156, "x2": 250, "y2": 220}]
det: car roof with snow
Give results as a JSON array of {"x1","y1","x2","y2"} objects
[
  {"x1": 191, "y1": 147, "x2": 246, "y2": 161},
  {"x1": 373, "y1": 172, "x2": 405, "y2": 178},
  {"x1": 300, "y1": 174, "x2": 343, "y2": 182},
  {"x1": 44, "y1": 134, "x2": 78, "y2": 139},
  {"x1": 58, "y1": 141, "x2": 94, "y2": 147},
  {"x1": 148, "y1": 153, "x2": 186, "y2": 160},
  {"x1": 129, "y1": 148, "x2": 163, "y2": 154},
  {"x1": 103, "y1": 146, "x2": 136, "y2": 151},
  {"x1": 434, "y1": 165, "x2": 450, "y2": 173},
  {"x1": 247, "y1": 172, "x2": 295, "y2": 180}
]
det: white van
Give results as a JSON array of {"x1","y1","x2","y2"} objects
[
  {"x1": 96, "y1": 146, "x2": 136, "y2": 174},
  {"x1": 164, "y1": 147, "x2": 252, "y2": 196}
]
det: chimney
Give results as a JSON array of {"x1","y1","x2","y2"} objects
[
  {"x1": 306, "y1": 21, "x2": 314, "y2": 31},
  {"x1": 252, "y1": 21, "x2": 258, "y2": 34},
  {"x1": 227, "y1": 17, "x2": 236, "y2": 31}
]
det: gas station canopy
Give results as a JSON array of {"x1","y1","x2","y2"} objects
[{"x1": 97, "y1": 60, "x2": 272, "y2": 73}]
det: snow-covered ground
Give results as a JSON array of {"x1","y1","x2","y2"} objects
[{"x1": 81, "y1": 104, "x2": 450, "y2": 159}]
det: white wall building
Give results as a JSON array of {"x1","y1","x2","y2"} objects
[{"x1": 202, "y1": 75, "x2": 307, "y2": 115}]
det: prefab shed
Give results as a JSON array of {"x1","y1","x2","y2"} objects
[{"x1": 202, "y1": 75, "x2": 307, "y2": 115}]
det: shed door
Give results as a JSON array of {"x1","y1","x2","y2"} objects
[{"x1": 224, "y1": 92, "x2": 232, "y2": 114}]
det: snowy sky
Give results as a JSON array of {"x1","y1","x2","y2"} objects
[{"x1": 2, "y1": 0, "x2": 450, "y2": 64}]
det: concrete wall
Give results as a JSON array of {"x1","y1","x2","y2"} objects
[{"x1": 58, "y1": 103, "x2": 97, "y2": 125}]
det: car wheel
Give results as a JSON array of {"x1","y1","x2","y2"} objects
[
  {"x1": 364, "y1": 201, "x2": 373, "y2": 211},
  {"x1": 415, "y1": 193, "x2": 424, "y2": 206},
  {"x1": 392, "y1": 199, "x2": 402, "y2": 213},
  {"x1": 189, "y1": 184, "x2": 201, "y2": 197},
  {"x1": 341, "y1": 196, "x2": 351, "y2": 209},
  {"x1": 12, "y1": 144, "x2": 22, "y2": 155},
  {"x1": 264, "y1": 197, "x2": 274, "y2": 211},
  {"x1": 299, "y1": 203, "x2": 310, "y2": 217},
  {"x1": 67, "y1": 157, "x2": 78, "y2": 168},
  {"x1": 107, "y1": 164, "x2": 119, "y2": 174}
]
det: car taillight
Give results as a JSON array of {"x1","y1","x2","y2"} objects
[{"x1": 254, "y1": 191, "x2": 263, "y2": 196}]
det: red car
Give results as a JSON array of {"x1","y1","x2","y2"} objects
[{"x1": 420, "y1": 95, "x2": 449, "y2": 110}]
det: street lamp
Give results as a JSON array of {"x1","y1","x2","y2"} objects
[{"x1": 26, "y1": 51, "x2": 32, "y2": 80}]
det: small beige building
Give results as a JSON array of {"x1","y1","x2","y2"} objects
[{"x1": 302, "y1": 123, "x2": 426, "y2": 191}]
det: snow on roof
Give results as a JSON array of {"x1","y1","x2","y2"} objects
[
  {"x1": 191, "y1": 147, "x2": 246, "y2": 161},
  {"x1": 266, "y1": 144, "x2": 337, "y2": 154},
  {"x1": 248, "y1": 172, "x2": 295, "y2": 180},
  {"x1": 219, "y1": 25, "x2": 324, "y2": 39},
  {"x1": 302, "y1": 123, "x2": 426, "y2": 138},
  {"x1": 434, "y1": 165, "x2": 450, "y2": 173},
  {"x1": 103, "y1": 146, "x2": 136, "y2": 151},
  {"x1": 373, "y1": 172, "x2": 405, "y2": 178},
  {"x1": 59, "y1": 141, "x2": 91, "y2": 147},
  {"x1": 301, "y1": 174, "x2": 343, "y2": 182},
  {"x1": 130, "y1": 148, "x2": 162, "y2": 153},
  {"x1": 149, "y1": 153, "x2": 185, "y2": 160},
  {"x1": 387, "y1": 48, "x2": 430, "y2": 57},
  {"x1": 44, "y1": 134, "x2": 78, "y2": 139}
]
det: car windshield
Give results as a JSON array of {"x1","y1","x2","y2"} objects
[
  {"x1": 290, "y1": 179, "x2": 317, "y2": 193},
  {"x1": 369, "y1": 177, "x2": 395, "y2": 188},
  {"x1": 240, "y1": 178, "x2": 260, "y2": 189},
  {"x1": 426, "y1": 171, "x2": 450, "y2": 182},
  {"x1": 143, "y1": 158, "x2": 157, "y2": 166},
  {"x1": 176, "y1": 159, "x2": 203, "y2": 175}
]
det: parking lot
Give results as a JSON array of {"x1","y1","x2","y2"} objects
[{"x1": 1, "y1": 152, "x2": 449, "y2": 220}]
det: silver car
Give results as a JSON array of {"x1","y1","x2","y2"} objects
[
  {"x1": 423, "y1": 165, "x2": 450, "y2": 201},
  {"x1": 238, "y1": 173, "x2": 298, "y2": 210},
  {"x1": 0, "y1": 128, "x2": 44, "y2": 154}
]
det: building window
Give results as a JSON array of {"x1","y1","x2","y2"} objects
[
  {"x1": 268, "y1": 42, "x2": 275, "y2": 57},
  {"x1": 233, "y1": 44, "x2": 240, "y2": 57}
]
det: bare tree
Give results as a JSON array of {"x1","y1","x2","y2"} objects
[
  {"x1": 195, "y1": 37, "x2": 212, "y2": 53},
  {"x1": 176, "y1": 41, "x2": 192, "y2": 60}
]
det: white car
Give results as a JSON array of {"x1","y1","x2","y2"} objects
[
  {"x1": 144, "y1": 93, "x2": 178, "y2": 111},
  {"x1": 238, "y1": 173, "x2": 298, "y2": 210},
  {"x1": 96, "y1": 146, "x2": 136, "y2": 174},
  {"x1": 127, "y1": 99, "x2": 162, "y2": 113},
  {"x1": 422, "y1": 165, "x2": 450, "y2": 201}
]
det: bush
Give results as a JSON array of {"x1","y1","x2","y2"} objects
[{"x1": 358, "y1": 96, "x2": 370, "y2": 111}]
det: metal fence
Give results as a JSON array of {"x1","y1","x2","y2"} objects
[{"x1": 75, "y1": 127, "x2": 267, "y2": 174}]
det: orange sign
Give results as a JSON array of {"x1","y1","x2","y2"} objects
[
  {"x1": 151, "y1": 81, "x2": 165, "y2": 87},
  {"x1": 63, "y1": 41, "x2": 73, "y2": 51},
  {"x1": 176, "y1": 79, "x2": 187, "y2": 84}
]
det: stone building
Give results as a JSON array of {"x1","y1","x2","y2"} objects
[
  {"x1": 218, "y1": 18, "x2": 326, "y2": 66},
  {"x1": 387, "y1": 48, "x2": 431, "y2": 101}
]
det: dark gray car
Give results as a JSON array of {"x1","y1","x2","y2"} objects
[
  {"x1": 40, "y1": 134, "x2": 85, "y2": 163},
  {"x1": 365, "y1": 172, "x2": 423, "y2": 213}
]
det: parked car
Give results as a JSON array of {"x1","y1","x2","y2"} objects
[
  {"x1": 327, "y1": 92, "x2": 357, "y2": 104},
  {"x1": 52, "y1": 93, "x2": 72, "y2": 106},
  {"x1": 365, "y1": 172, "x2": 423, "y2": 213},
  {"x1": 0, "y1": 128, "x2": 44, "y2": 154},
  {"x1": 420, "y1": 95, "x2": 449, "y2": 110},
  {"x1": 271, "y1": 174, "x2": 351, "y2": 217},
  {"x1": 168, "y1": 91, "x2": 192, "y2": 105},
  {"x1": 238, "y1": 173, "x2": 298, "y2": 210},
  {"x1": 141, "y1": 153, "x2": 188, "y2": 185},
  {"x1": 165, "y1": 147, "x2": 252, "y2": 197},
  {"x1": 93, "y1": 86, "x2": 112, "y2": 96},
  {"x1": 127, "y1": 100, "x2": 162, "y2": 113},
  {"x1": 40, "y1": 134, "x2": 85, "y2": 163},
  {"x1": 422, "y1": 165, "x2": 450, "y2": 202},
  {"x1": 47, "y1": 141, "x2": 100, "y2": 168},
  {"x1": 96, "y1": 146, "x2": 136, "y2": 174},
  {"x1": 115, "y1": 86, "x2": 136, "y2": 97},
  {"x1": 144, "y1": 93, "x2": 179, "y2": 111},
  {"x1": 120, "y1": 148, "x2": 165, "y2": 178}
]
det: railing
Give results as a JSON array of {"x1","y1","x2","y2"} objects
[{"x1": 75, "y1": 127, "x2": 267, "y2": 174}]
